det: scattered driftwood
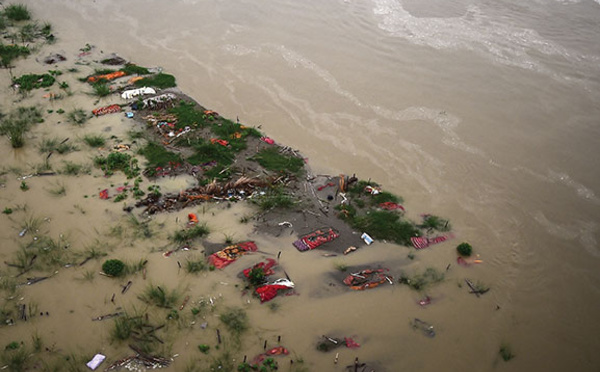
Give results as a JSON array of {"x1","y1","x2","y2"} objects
[
  {"x1": 92, "y1": 312, "x2": 124, "y2": 321},
  {"x1": 135, "y1": 176, "x2": 271, "y2": 214},
  {"x1": 465, "y1": 278, "x2": 489, "y2": 297}
]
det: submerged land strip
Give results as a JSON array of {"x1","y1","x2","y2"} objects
[{"x1": 0, "y1": 5, "x2": 503, "y2": 371}]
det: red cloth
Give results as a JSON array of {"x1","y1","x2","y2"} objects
[
  {"x1": 92, "y1": 104, "x2": 121, "y2": 116},
  {"x1": 208, "y1": 241, "x2": 257, "y2": 269},
  {"x1": 99, "y1": 189, "x2": 109, "y2": 199},
  {"x1": 210, "y1": 138, "x2": 229, "y2": 146},
  {"x1": 255, "y1": 284, "x2": 290, "y2": 302},
  {"x1": 410, "y1": 234, "x2": 452, "y2": 250},
  {"x1": 344, "y1": 337, "x2": 360, "y2": 349},
  {"x1": 260, "y1": 137, "x2": 275, "y2": 145},
  {"x1": 379, "y1": 202, "x2": 405, "y2": 211},
  {"x1": 243, "y1": 258, "x2": 277, "y2": 278}
]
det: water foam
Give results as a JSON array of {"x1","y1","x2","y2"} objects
[{"x1": 371, "y1": 0, "x2": 594, "y2": 81}]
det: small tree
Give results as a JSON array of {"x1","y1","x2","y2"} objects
[
  {"x1": 456, "y1": 242, "x2": 473, "y2": 257},
  {"x1": 102, "y1": 259, "x2": 125, "y2": 277}
]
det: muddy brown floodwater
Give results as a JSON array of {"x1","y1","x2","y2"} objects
[{"x1": 2, "y1": 1, "x2": 600, "y2": 371}]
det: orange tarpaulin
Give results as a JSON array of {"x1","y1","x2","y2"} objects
[{"x1": 87, "y1": 70, "x2": 126, "y2": 83}]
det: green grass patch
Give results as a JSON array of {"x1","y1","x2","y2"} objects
[
  {"x1": 94, "y1": 152, "x2": 140, "y2": 178},
  {"x1": 139, "y1": 142, "x2": 183, "y2": 170},
  {"x1": 67, "y1": 108, "x2": 89, "y2": 125},
  {"x1": 169, "y1": 101, "x2": 211, "y2": 130},
  {"x1": 185, "y1": 258, "x2": 207, "y2": 274},
  {"x1": 91, "y1": 81, "x2": 111, "y2": 97},
  {"x1": 60, "y1": 161, "x2": 90, "y2": 175},
  {"x1": 188, "y1": 139, "x2": 235, "y2": 166},
  {"x1": 83, "y1": 134, "x2": 106, "y2": 147},
  {"x1": 13, "y1": 73, "x2": 55, "y2": 91},
  {"x1": 134, "y1": 73, "x2": 176, "y2": 89},
  {"x1": 0, "y1": 44, "x2": 30, "y2": 67},
  {"x1": 120, "y1": 64, "x2": 149, "y2": 75},
  {"x1": 139, "y1": 285, "x2": 180, "y2": 308},
  {"x1": 351, "y1": 210, "x2": 419, "y2": 246},
  {"x1": 253, "y1": 185, "x2": 297, "y2": 211},
  {"x1": 0, "y1": 106, "x2": 42, "y2": 148},
  {"x1": 219, "y1": 307, "x2": 249, "y2": 338},
  {"x1": 251, "y1": 147, "x2": 304, "y2": 174},
  {"x1": 398, "y1": 267, "x2": 445, "y2": 291},
  {"x1": 171, "y1": 224, "x2": 210, "y2": 245},
  {"x1": 4, "y1": 4, "x2": 31, "y2": 21},
  {"x1": 39, "y1": 138, "x2": 77, "y2": 154}
]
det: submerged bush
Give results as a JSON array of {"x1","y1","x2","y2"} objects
[
  {"x1": 251, "y1": 147, "x2": 304, "y2": 174},
  {"x1": 94, "y1": 152, "x2": 140, "y2": 178},
  {"x1": 102, "y1": 259, "x2": 125, "y2": 277},
  {"x1": 0, "y1": 44, "x2": 30, "y2": 67},
  {"x1": 4, "y1": 4, "x2": 31, "y2": 21},
  {"x1": 456, "y1": 242, "x2": 473, "y2": 257},
  {"x1": 13, "y1": 73, "x2": 55, "y2": 91},
  {"x1": 134, "y1": 73, "x2": 176, "y2": 89}
]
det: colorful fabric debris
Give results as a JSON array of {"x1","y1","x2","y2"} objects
[
  {"x1": 410, "y1": 235, "x2": 452, "y2": 250},
  {"x1": 188, "y1": 213, "x2": 199, "y2": 226},
  {"x1": 255, "y1": 279, "x2": 295, "y2": 302},
  {"x1": 87, "y1": 70, "x2": 126, "y2": 83},
  {"x1": 208, "y1": 241, "x2": 258, "y2": 269},
  {"x1": 379, "y1": 202, "x2": 405, "y2": 211},
  {"x1": 210, "y1": 138, "x2": 229, "y2": 146},
  {"x1": 260, "y1": 137, "x2": 275, "y2": 145},
  {"x1": 251, "y1": 346, "x2": 289, "y2": 365},
  {"x1": 343, "y1": 269, "x2": 392, "y2": 290},
  {"x1": 243, "y1": 258, "x2": 277, "y2": 279},
  {"x1": 92, "y1": 104, "x2": 121, "y2": 116},
  {"x1": 99, "y1": 189, "x2": 109, "y2": 200},
  {"x1": 293, "y1": 227, "x2": 339, "y2": 252}
]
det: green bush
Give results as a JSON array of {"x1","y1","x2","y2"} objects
[
  {"x1": 102, "y1": 259, "x2": 125, "y2": 277},
  {"x1": 5, "y1": 4, "x2": 31, "y2": 21},
  {"x1": 134, "y1": 73, "x2": 176, "y2": 89},
  {"x1": 456, "y1": 242, "x2": 473, "y2": 257},
  {"x1": 13, "y1": 73, "x2": 55, "y2": 91}
]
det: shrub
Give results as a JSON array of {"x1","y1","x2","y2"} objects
[
  {"x1": 5, "y1": 4, "x2": 31, "y2": 21},
  {"x1": 102, "y1": 259, "x2": 125, "y2": 277},
  {"x1": 13, "y1": 73, "x2": 55, "y2": 91},
  {"x1": 67, "y1": 109, "x2": 89, "y2": 125},
  {"x1": 251, "y1": 147, "x2": 304, "y2": 174},
  {"x1": 134, "y1": 73, "x2": 176, "y2": 89},
  {"x1": 83, "y1": 134, "x2": 106, "y2": 147},
  {"x1": 456, "y1": 242, "x2": 473, "y2": 257},
  {"x1": 0, "y1": 44, "x2": 30, "y2": 67}
]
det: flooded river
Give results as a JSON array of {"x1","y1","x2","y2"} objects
[{"x1": 2, "y1": 0, "x2": 600, "y2": 371}]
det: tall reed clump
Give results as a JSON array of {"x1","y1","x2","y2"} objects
[
  {"x1": 0, "y1": 106, "x2": 43, "y2": 148},
  {"x1": 139, "y1": 285, "x2": 180, "y2": 308},
  {"x1": 171, "y1": 224, "x2": 210, "y2": 245},
  {"x1": 4, "y1": 4, "x2": 32, "y2": 21},
  {"x1": 219, "y1": 307, "x2": 249, "y2": 342}
]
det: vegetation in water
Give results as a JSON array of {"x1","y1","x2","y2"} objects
[
  {"x1": 171, "y1": 224, "x2": 210, "y2": 244},
  {"x1": 94, "y1": 152, "x2": 140, "y2": 178},
  {"x1": 253, "y1": 185, "x2": 297, "y2": 211},
  {"x1": 139, "y1": 284, "x2": 180, "y2": 308},
  {"x1": 457, "y1": 242, "x2": 473, "y2": 257},
  {"x1": 4, "y1": 4, "x2": 31, "y2": 21},
  {"x1": 134, "y1": 73, "x2": 176, "y2": 89},
  {"x1": 102, "y1": 259, "x2": 125, "y2": 277},
  {"x1": 398, "y1": 267, "x2": 445, "y2": 291},
  {"x1": 251, "y1": 147, "x2": 305, "y2": 174},
  {"x1": 12, "y1": 73, "x2": 55, "y2": 91}
]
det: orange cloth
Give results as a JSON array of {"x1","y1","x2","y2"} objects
[{"x1": 87, "y1": 70, "x2": 126, "y2": 83}]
